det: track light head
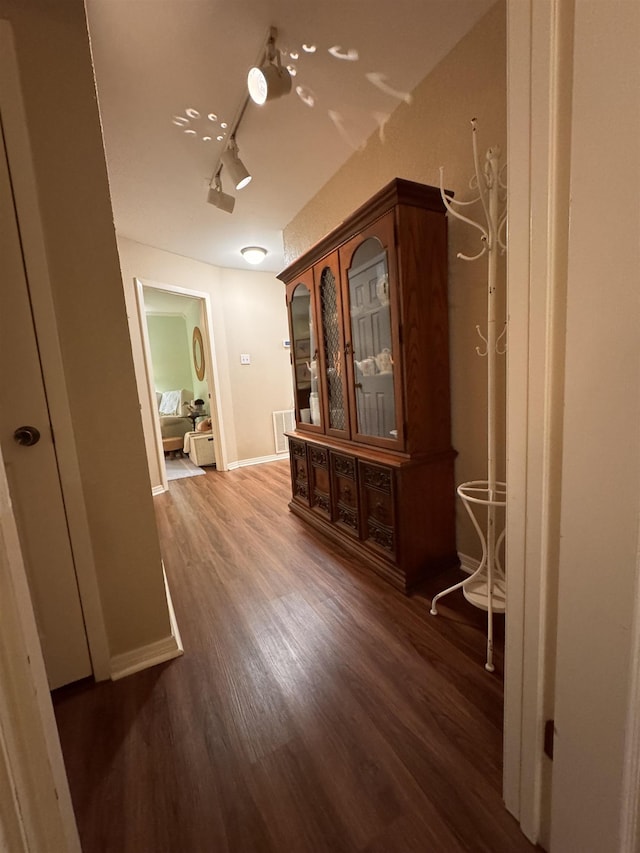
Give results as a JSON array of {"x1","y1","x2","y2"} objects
[
  {"x1": 247, "y1": 29, "x2": 292, "y2": 105},
  {"x1": 221, "y1": 139, "x2": 251, "y2": 191},
  {"x1": 207, "y1": 173, "x2": 235, "y2": 213}
]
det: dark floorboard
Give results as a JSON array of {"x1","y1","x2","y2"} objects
[{"x1": 53, "y1": 460, "x2": 533, "y2": 853}]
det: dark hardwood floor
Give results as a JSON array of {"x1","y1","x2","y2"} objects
[{"x1": 53, "y1": 460, "x2": 534, "y2": 853}]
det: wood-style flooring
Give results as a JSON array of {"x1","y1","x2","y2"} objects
[{"x1": 52, "y1": 460, "x2": 535, "y2": 853}]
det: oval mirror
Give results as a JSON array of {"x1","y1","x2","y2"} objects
[{"x1": 193, "y1": 326, "x2": 205, "y2": 380}]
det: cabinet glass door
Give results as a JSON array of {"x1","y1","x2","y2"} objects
[
  {"x1": 317, "y1": 258, "x2": 349, "y2": 439},
  {"x1": 289, "y1": 280, "x2": 322, "y2": 428},
  {"x1": 346, "y1": 237, "x2": 397, "y2": 442}
]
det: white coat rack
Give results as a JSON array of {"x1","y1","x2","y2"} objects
[{"x1": 430, "y1": 119, "x2": 507, "y2": 672}]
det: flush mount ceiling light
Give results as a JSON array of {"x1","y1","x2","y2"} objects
[
  {"x1": 241, "y1": 246, "x2": 268, "y2": 265},
  {"x1": 247, "y1": 27, "x2": 292, "y2": 106},
  {"x1": 221, "y1": 137, "x2": 252, "y2": 190},
  {"x1": 207, "y1": 173, "x2": 235, "y2": 214}
]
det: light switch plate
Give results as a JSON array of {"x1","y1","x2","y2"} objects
[{"x1": 240, "y1": 353, "x2": 251, "y2": 365}]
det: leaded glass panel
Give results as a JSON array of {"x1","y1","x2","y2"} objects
[{"x1": 320, "y1": 267, "x2": 346, "y2": 431}]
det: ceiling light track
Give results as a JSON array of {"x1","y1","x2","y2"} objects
[{"x1": 206, "y1": 26, "x2": 291, "y2": 214}]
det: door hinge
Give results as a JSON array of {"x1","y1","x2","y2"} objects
[{"x1": 544, "y1": 719, "x2": 555, "y2": 760}]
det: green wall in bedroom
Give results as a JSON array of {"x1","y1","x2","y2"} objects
[{"x1": 146, "y1": 313, "x2": 193, "y2": 394}]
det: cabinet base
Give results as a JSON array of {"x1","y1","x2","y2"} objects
[{"x1": 289, "y1": 499, "x2": 457, "y2": 595}]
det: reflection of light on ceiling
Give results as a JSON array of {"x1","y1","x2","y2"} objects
[
  {"x1": 372, "y1": 111, "x2": 391, "y2": 143},
  {"x1": 220, "y1": 122, "x2": 228, "y2": 129},
  {"x1": 328, "y1": 46, "x2": 359, "y2": 61},
  {"x1": 302, "y1": 44, "x2": 316, "y2": 53},
  {"x1": 296, "y1": 85, "x2": 316, "y2": 108},
  {"x1": 366, "y1": 72, "x2": 412, "y2": 104},
  {"x1": 172, "y1": 108, "x2": 229, "y2": 144},
  {"x1": 328, "y1": 109, "x2": 360, "y2": 149},
  {"x1": 287, "y1": 65, "x2": 297, "y2": 77},
  {"x1": 289, "y1": 50, "x2": 299, "y2": 60}
]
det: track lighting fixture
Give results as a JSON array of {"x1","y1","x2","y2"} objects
[
  {"x1": 206, "y1": 173, "x2": 235, "y2": 214},
  {"x1": 247, "y1": 28, "x2": 292, "y2": 106},
  {"x1": 206, "y1": 28, "x2": 286, "y2": 212},
  {"x1": 241, "y1": 246, "x2": 268, "y2": 265},
  {"x1": 221, "y1": 137, "x2": 251, "y2": 191}
]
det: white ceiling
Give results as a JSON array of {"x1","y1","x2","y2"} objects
[{"x1": 86, "y1": 0, "x2": 493, "y2": 273}]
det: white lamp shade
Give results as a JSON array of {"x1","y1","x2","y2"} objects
[
  {"x1": 247, "y1": 63, "x2": 292, "y2": 105},
  {"x1": 207, "y1": 184, "x2": 235, "y2": 213},
  {"x1": 221, "y1": 147, "x2": 251, "y2": 190},
  {"x1": 241, "y1": 246, "x2": 267, "y2": 265}
]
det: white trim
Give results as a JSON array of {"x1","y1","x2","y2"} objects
[
  {"x1": 152, "y1": 484, "x2": 167, "y2": 496},
  {"x1": 135, "y1": 279, "x2": 169, "y2": 493},
  {"x1": 110, "y1": 634, "x2": 183, "y2": 682},
  {"x1": 505, "y1": 0, "x2": 573, "y2": 844},
  {"x1": 110, "y1": 561, "x2": 182, "y2": 681},
  {"x1": 457, "y1": 552, "x2": 479, "y2": 575},
  {"x1": 162, "y1": 561, "x2": 183, "y2": 653},
  {"x1": 0, "y1": 21, "x2": 110, "y2": 682},
  {"x1": 135, "y1": 278, "x2": 229, "y2": 479},
  {"x1": 227, "y1": 453, "x2": 287, "y2": 470}
]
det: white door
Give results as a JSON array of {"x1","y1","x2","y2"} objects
[{"x1": 0, "y1": 116, "x2": 91, "y2": 690}]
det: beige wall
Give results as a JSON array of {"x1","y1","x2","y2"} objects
[
  {"x1": 0, "y1": 1, "x2": 171, "y2": 656},
  {"x1": 117, "y1": 237, "x2": 292, "y2": 477},
  {"x1": 284, "y1": 2, "x2": 507, "y2": 559}
]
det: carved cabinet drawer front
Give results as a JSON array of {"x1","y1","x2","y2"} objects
[
  {"x1": 361, "y1": 463, "x2": 392, "y2": 494},
  {"x1": 309, "y1": 445, "x2": 329, "y2": 468},
  {"x1": 333, "y1": 453, "x2": 356, "y2": 480},
  {"x1": 330, "y1": 452, "x2": 359, "y2": 537},
  {"x1": 361, "y1": 464, "x2": 396, "y2": 556},
  {"x1": 311, "y1": 464, "x2": 331, "y2": 518},
  {"x1": 292, "y1": 457, "x2": 309, "y2": 502},
  {"x1": 290, "y1": 439, "x2": 306, "y2": 460},
  {"x1": 365, "y1": 488, "x2": 393, "y2": 526}
]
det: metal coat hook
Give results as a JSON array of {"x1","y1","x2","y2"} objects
[{"x1": 431, "y1": 118, "x2": 508, "y2": 673}]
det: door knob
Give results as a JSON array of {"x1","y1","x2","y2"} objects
[{"x1": 13, "y1": 425, "x2": 41, "y2": 447}]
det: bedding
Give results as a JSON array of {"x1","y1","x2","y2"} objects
[{"x1": 157, "y1": 389, "x2": 193, "y2": 439}]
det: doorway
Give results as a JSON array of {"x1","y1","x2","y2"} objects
[{"x1": 134, "y1": 278, "x2": 227, "y2": 491}]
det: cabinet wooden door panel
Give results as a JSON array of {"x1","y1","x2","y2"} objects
[
  {"x1": 360, "y1": 463, "x2": 396, "y2": 558},
  {"x1": 331, "y1": 452, "x2": 359, "y2": 538},
  {"x1": 289, "y1": 439, "x2": 310, "y2": 505},
  {"x1": 309, "y1": 445, "x2": 331, "y2": 518}
]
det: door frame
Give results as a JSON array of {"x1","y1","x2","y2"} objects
[
  {"x1": 134, "y1": 278, "x2": 228, "y2": 484},
  {"x1": 504, "y1": 0, "x2": 577, "y2": 845},
  {"x1": 0, "y1": 21, "x2": 109, "y2": 681}
]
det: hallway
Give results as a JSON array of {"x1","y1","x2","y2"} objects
[{"x1": 52, "y1": 461, "x2": 534, "y2": 852}]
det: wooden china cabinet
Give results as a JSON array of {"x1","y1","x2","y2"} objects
[{"x1": 278, "y1": 178, "x2": 457, "y2": 593}]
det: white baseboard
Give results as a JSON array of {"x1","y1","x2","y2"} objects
[
  {"x1": 110, "y1": 562, "x2": 183, "y2": 681},
  {"x1": 458, "y1": 552, "x2": 480, "y2": 575},
  {"x1": 227, "y1": 452, "x2": 287, "y2": 469},
  {"x1": 152, "y1": 484, "x2": 166, "y2": 496}
]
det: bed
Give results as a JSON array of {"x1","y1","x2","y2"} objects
[{"x1": 156, "y1": 389, "x2": 193, "y2": 439}]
